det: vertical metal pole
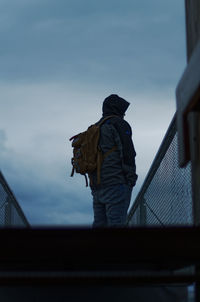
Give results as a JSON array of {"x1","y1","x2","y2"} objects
[
  {"x1": 188, "y1": 111, "x2": 200, "y2": 302},
  {"x1": 185, "y1": 0, "x2": 200, "y2": 61},
  {"x1": 182, "y1": 3, "x2": 200, "y2": 300},
  {"x1": 5, "y1": 196, "x2": 12, "y2": 226},
  {"x1": 140, "y1": 198, "x2": 146, "y2": 226},
  {"x1": 188, "y1": 111, "x2": 200, "y2": 226},
  {"x1": 195, "y1": 265, "x2": 200, "y2": 302}
]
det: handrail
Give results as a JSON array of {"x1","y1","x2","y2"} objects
[
  {"x1": 0, "y1": 170, "x2": 30, "y2": 227},
  {"x1": 127, "y1": 112, "x2": 192, "y2": 226}
]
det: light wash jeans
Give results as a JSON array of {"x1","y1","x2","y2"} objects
[{"x1": 91, "y1": 183, "x2": 132, "y2": 227}]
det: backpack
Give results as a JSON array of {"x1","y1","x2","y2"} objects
[{"x1": 69, "y1": 115, "x2": 117, "y2": 187}]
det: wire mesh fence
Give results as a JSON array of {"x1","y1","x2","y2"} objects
[
  {"x1": 128, "y1": 114, "x2": 193, "y2": 226},
  {"x1": 0, "y1": 171, "x2": 29, "y2": 227}
]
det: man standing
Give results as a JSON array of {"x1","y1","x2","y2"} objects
[{"x1": 89, "y1": 94, "x2": 137, "y2": 227}]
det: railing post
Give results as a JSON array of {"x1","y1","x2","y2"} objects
[
  {"x1": 188, "y1": 111, "x2": 200, "y2": 302},
  {"x1": 188, "y1": 111, "x2": 200, "y2": 226},
  {"x1": 5, "y1": 196, "x2": 12, "y2": 226},
  {"x1": 140, "y1": 198, "x2": 146, "y2": 226}
]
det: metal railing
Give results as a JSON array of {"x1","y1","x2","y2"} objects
[
  {"x1": 128, "y1": 113, "x2": 193, "y2": 226},
  {"x1": 0, "y1": 171, "x2": 29, "y2": 227}
]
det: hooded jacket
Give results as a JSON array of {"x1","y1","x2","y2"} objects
[{"x1": 89, "y1": 94, "x2": 138, "y2": 188}]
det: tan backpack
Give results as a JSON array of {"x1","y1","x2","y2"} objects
[{"x1": 70, "y1": 115, "x2": 117, "y2": 186}]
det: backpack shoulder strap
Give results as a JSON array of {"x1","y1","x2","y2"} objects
[{"x1": 97, "y1": 115, "x2": 118, "y2": 127}]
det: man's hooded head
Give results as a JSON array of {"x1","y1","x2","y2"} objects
[{"x1": 102, "y1": 94, "x2": 130, "y2": 118}]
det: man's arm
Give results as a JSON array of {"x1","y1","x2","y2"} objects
[{"x1": 112, "y1": 118, "x2": 138, "y2": 187}]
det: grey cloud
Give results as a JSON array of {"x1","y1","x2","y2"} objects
[
  {"x1": 0, "y1": 129, "x2": 93, "y2": 225},
  {"x1": 0, "y1": 130, "x2": 7, "y2": 151},
  {"x1": 0, "y1": 0, "x2": 186, "y2": 94},
  {"x1": 16, "y1": 176, "x2": 93, "y2": 225}
]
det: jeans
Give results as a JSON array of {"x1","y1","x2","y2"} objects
[{"x1": 91, "y1": 184, "x2": 132, "y2": 227}]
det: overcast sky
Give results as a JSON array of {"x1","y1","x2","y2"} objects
[{"x1": 0, "y1": 0, "x2": 186, "y2": 226}]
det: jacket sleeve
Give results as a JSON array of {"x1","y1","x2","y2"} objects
[{"x1": 112, "y1": 118, "x2": 138, "y2": 187}]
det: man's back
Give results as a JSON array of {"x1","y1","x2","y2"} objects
[{"x1": 90, "y1": 116, "x2": 136, "y2": 188}]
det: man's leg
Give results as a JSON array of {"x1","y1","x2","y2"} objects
[
  {"x1": 105, "y1": 184, "x2": 132, "y2": 227},
  {"x1": 92, "y1": 189, "x2": 107, "y2": 227}
]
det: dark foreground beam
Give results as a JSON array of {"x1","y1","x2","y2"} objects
[{"x1": 0, "y1": 226, "x2": 199, "y2": 285}]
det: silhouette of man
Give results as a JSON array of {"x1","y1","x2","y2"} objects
[{"x1": 89, "y1": 94, "x2": 138, "y2": 227}]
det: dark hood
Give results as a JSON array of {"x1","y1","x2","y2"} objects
[{"x1": 102, "y1": 94, "x2": 130, "y2": 117}]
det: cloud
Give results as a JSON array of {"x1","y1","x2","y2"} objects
[
  {"x1": 45, "y1": 211, "x2": 93, "y2": 225},
  {"x1": 0, "y1": 130, "x2": 7, "y2": 152},
  {"x1": 0, "y1": 0, "x2": 186, "y2": 95},
  {"x1": 0, "y1": 126, "x2": 93, "y2": 226}
]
